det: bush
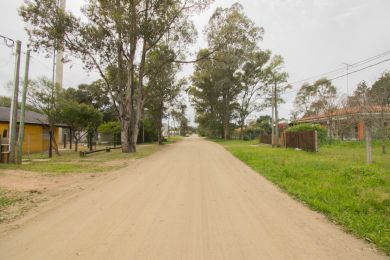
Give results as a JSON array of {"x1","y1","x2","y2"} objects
[
  {"x1": 98, "y1": 121, "x2": 121, "y2": 135},
  {"x1": 287, "y1": 123, "x2": 327, "y2": 144}
]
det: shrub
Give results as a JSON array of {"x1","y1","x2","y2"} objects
[
  {"x1": 98, "y1": 121, "x2": 121, "y2": 135},
  {"x1": 287, "y1": 123, "x2": 327, "y2": 144}
]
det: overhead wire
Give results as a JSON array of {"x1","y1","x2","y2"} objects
[{"x1": 283, "y1": 50, "x2": 390, "y2": 96}]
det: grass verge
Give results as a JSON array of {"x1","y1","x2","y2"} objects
[
  {"x1": 0, "y1": 188, "x2": 27, "y2": 224},
  {"x1": 216, "y1": 139, "x2": 390, "y2": 255},
  {"x1": 0, "y1": 136, "x2": 183, "y2": 176}
]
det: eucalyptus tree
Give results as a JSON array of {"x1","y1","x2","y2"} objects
[
  {"x1": 293, "y1": 77, "x2": 337, "y2": 140},
  {"x1": 190, "y1": 3, "x2": 264, "y2": 139},
  {"x1": 262, "y1": 55, "x2": 290, "y2": 146},
  {"x1": 235, "y1": 50, "x2": 271, "y2": 139},
  {"x1": 294, "y1": 78, "x2": 337, "y2": 118},
  {"x1": 189, "y1": 49, "x2": 223, "y2": 137},
  {"x1": 20, "y1": 0, "x2": 211, "y2": 152},
  {"x1": 145, "y1": 45, "x2": 181, "y2": 144},
  {"x1": 370, "y1": 72, "x2": 390, "y2": 154}
]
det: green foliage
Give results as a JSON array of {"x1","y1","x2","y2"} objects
[
  {"x1": 217, "y1": 140, "x2": 390, "y2": 255},
  {"x1": 63, "y1": 81, "x2": 114, "y2": 122},
  {"x1": 294, "y1": 77, "x2": 337, "y2": 118},
  {"x1": 145, "y1": 45, "x2": 181, "y2": 143},
  {"x1": 28, "y1": 77, "x2": 62, "y2": 126},
  {"x1": 191, "y1": 4, "x2": 265, "y2": 139},
  {"x1": 287, "y1": 123, "x2": 327, "y2": 144},
  {"x1": 0, "y1": 96, "x2": 40, "y2": 113},
  {"x1": 98, "y1": 121, "x2": 121, "y2": 135},
  {"x1": 256, "y1": 115, "x2": 272, "y2": 135},
  {"x1": 59, "y1": 101, "x2": 102, "y2": 151},
  {"x1": 370, "y1": 71, "x2": 390, "y2": 105},
  {"x1": 60, "y1": 102, "x2": 102, "y2": 131},
  {"x1": 20, "y1": 0, "x2": 211, "y2": 152}
]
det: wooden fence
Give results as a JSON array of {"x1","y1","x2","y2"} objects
[
  {"x1": 259, "y1": 130, "x2": 318, "y2": 152},
  {"x1": 259, "y1": 134, "x2": 272, "y2": 145},
  {"x1": 285, "y1": 130, "x2": 318, "y2": 152}
]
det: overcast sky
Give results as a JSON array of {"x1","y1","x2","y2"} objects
[{"x1": 1, "y1": 0, "x2": 390, "y2": 121}]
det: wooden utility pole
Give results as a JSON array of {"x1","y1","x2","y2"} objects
[
  {"x1": 17, "y1": 50, "x2": 31, "y2": 164},
  {"x1": 9, "y1": 40, "x2": 22, "y2": 164},
  {"x1": 271, "y1": 84, "x2": 275, "y2": 147},
  {"x1": 274, "y1": 83, "x2": 280, "y2": 147},
  {"x1": 365, "y1": 121, "x2": 373, "y2": 164}
]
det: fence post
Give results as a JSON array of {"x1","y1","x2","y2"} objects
[{"x1": 314, "y1": 130, "x2": 318, "y2": 152}]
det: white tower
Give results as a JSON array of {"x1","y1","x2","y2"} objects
[{"x1": 55, "y1": 0, "x2": 66, "y2": 88}]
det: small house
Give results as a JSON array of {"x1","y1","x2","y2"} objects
[
  {"x1": 0, "y1": 107, "x2": 64, "y2": 154},
  {"x1": 293, "y1": 106, "x2": 390, "y2": 141}
]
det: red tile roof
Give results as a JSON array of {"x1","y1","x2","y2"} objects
[{"x1": 295, "y1": 105, "x2": 390, "y2": 123}]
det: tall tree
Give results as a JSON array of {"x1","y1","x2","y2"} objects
[
  {"x1": 294, "y1": 78, "x2": 337, "y2": 139},
  {"x1": 190, "y1": 3, "x2": 264, "y2": 139},
  {"x1": 28, "y1": 77, "x2": 62, "y2": 157},
  {"x1": 189, "y1": 49, "x2": 223, "y2": 137},
  {"x1": 369, "y1": 72, "x2": 390, "y2": 154},
  {"x1": 20, "y1": 0, "x2": 210, "y2": 153},
  {"x1": 171, "y1": 104, "x2": 189, "y2": 136},
  {"x1": 145, "y1": 45, "x2": 181, "y2": 144},
  {"x1": 263, "y1": 55, "x2": 290, "y2": 146},
  {"x1": 63, "y1": 80, "x2": 114, "y2": 122},
  {"x1": 235, "y1": 50, "x2": 271, "y2": 139},
  {"x1": 59, "y1": 101, "x2": 102, "y2": 152},
  {"x1": 294, "y1": 78, "x2": 337, "y2": 117}
]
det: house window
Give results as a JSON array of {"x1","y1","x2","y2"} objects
[{"x1": 2, "y1": 129, "x2": 7, "y2": 138}]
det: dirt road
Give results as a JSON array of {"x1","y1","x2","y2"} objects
[{"x1": 0, "y1": 136, "x2": 386, "y2": 259}]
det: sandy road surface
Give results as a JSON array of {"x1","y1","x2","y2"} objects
[{"x1": 0, "y1": 136, "x2": 386, "y2": 260}]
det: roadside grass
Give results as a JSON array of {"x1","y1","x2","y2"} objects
[
  {"x1": 0, "y1": 188, "x2": 25, "y2": 223},
  {"x1": 216, "y1": 139, "x2": 390, "y2": 255},
  {"x1": 0, "y1": 136, "x2": 183, "y2": 176}
]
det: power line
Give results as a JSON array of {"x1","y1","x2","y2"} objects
[
  {"x1": 329, "y1": 58, "x2": 390, "y2": 81},
  {"x1": 0, "y1": 34, "x2": 15, "y2": 48},
  {"x1": 283, "y1": 58, "x2": 390, "y2": 95},
  {"x1": 287, "y1": 50, "x2": 390, "y2": 87}
]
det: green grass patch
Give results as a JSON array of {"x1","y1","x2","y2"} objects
[
  {"x1": 165, "y1": 135, "x2": 184, "y2": 144},
  {"x1": 0, "y1": 188, "x2": 25, "y2": 223},
  {"x1": 0, "y1": 139, "x2": 182, "y2": 176},
  {"x1": 216, "y1": 139, "x2": 390, "y2": 255}
]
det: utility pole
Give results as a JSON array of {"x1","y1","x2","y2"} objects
[
  {"x1": 274, "y1": 83, "x2": 280, "y2": 147},
  {"x1": 9, "y1": 41, "x2": 22, "y2": 164},
  {"x1": 17, "y1": 50, "x2": 31, "y2": 164},
  {"x1": 342, "y1": 62, "x2": 352, "y2": 95},
  {"x1": 365, "y1": 121, "x2": 372, "y2": 164},
  {"x1": 271, "y1": 84, "x2": 275, "y2": 147}
]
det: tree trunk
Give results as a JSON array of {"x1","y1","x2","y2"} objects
[
  {"x1": 75, "y1": 139, "x2": 79, "y2": 152},
  {"x1": 381, "y1": 139, "x2": 387, "y2": 154},
  {"x1": 69, "y1": 128, "x2": 72, "y2": 150},
  {"x1": 223, "y1": 118, "x2": 229, "y2": 140},
  {"x1": 365, "y1": 121, "x2": 372, "y2": 165},
  {"x1": 120, "y1": 120, "x2": 134, "y2": 153},
  {"x1": 49, "y1": 125, "x2": 60, "y2": 156},
  {"x1": 88, "y1": 133, "x2": 93, "y2": 152},
  {"x1": 240, "y1": 122, "x2": 244, "y2": 140},
  {"x1": 52, "y1": 134, "x2": 60, "y2": 156}
]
